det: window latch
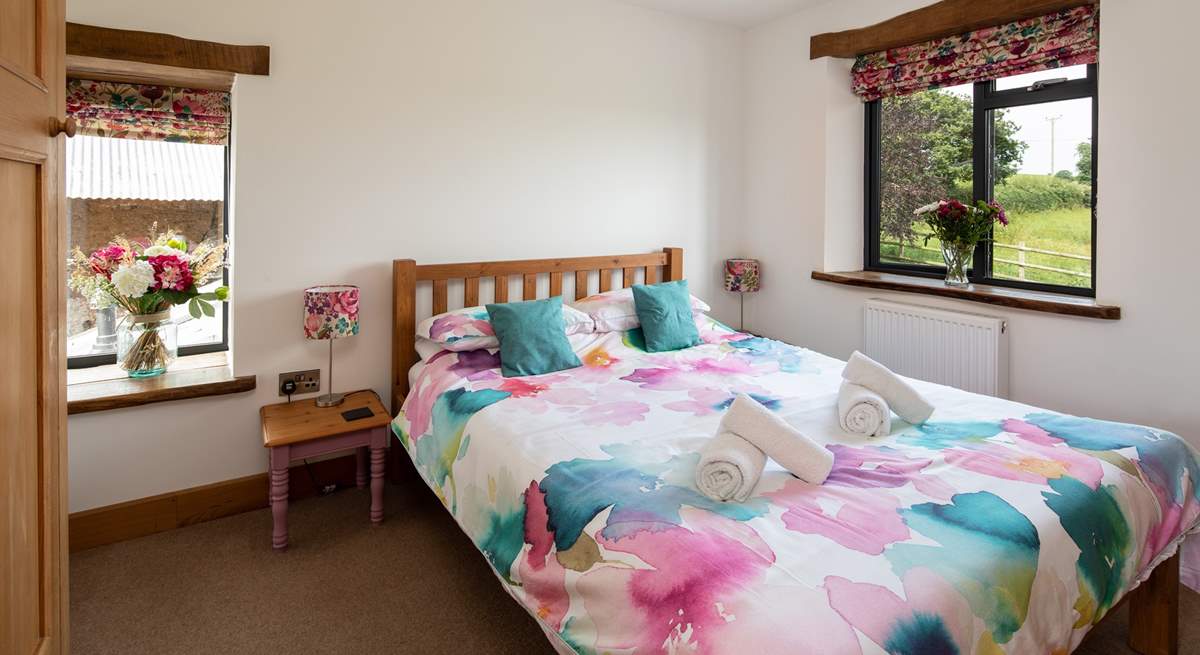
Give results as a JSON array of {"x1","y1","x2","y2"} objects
[{"x1": 1028, "y1": 77, "x2": 1068, "y2": 91}]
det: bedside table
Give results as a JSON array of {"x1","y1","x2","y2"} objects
[{"x1": 260, "y1": 389, "x2": 390, "y2": 550}]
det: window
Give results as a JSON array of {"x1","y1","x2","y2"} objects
[
  {"x1": 66, "y1": 126, "x2": 230, "y2": 368},
  {"x1": 865, "y1": 64, "x2": 1097, "y2": 296}
]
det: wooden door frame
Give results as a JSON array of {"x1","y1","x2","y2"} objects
[
  {"x1": 44, "y1": 10, "x2": 71, "y2": 646},
  {"x1": 40, "y1": 5, "x2": 70, "y2": 653},
  {"x1": 0, "y1": 0, "x2": 69, "y2": 651}
]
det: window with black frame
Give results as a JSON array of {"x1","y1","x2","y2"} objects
[
  {"x1": 857, "y1": 6, "x2": 1099, "y2": 297},
  {"x1": 64, "y1": 78, "x2": 232, "y2": 368}
]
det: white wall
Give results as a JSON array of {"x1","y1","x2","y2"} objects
[
  {"x1": 66, "y1": 0, "x2": 745, "y2": 511},
  {"x1": 743, "y1": 0, "x2": 1200, "y2": 442}
]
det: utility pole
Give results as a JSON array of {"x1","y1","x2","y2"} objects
[{"x1": 1046, "y1": 114, "x2": 1063, "y2": 174}]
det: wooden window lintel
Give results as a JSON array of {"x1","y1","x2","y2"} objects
[{"x1": 809, "y1": 0, "x2": 1098, "y2": 60}]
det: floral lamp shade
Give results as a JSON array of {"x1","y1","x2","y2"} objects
[
  {"x1": 304, "y1": 285, "x2": 360, "y2": 340},
  {"x1": 724, "y1": 259, "x2": 761, "y2": 293}
]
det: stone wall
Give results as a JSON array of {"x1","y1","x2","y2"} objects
[
  {"x1": 68, "y1": 198, "x2": 224, "y2": 339},
  {"x1": 69, "y1": 198, "x2": 224, "y2": 254}
]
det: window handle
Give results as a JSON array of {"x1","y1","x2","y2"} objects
[{"x1": 1028, "y1": 78, "x2": 1068, "y2": 92}]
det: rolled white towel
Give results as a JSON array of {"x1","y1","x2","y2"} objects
[
  {"x1": 837, "y1": 380, "x2": 892, "y2": 437},
  {"x1": 841, "y1": 351, "x2": 934, "y2": 425},
  {"x1": 721, "y1": 394, "x2": 833, "y2": 485},
  {"x1": 696, "y1": 430, "x2": 766, "y2": 502}
]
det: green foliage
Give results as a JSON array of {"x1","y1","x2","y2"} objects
[
  {"x1": 1054, "y1": 170, "x2": 1075, "y2": 180},
  {"x1": 187, "y1": 288, "x2": 227, "y2": 319},
  {"x1": 879, "y1": 90, "x2": 1026, "y2": 244},
  {"x1": 917, "y1": 199, "x2": 1005, "y2": 248},
  {"x1": 1075, "y1": 142, "x2": 1092, "y2": 183},
  {"x1": 881, "y1": 207, "x2": 1092, "y2": 289},
  {"x1": 952, "y1": 174, "x2": 1091, "y2": 215}
]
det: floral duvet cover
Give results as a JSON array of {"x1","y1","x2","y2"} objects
[{"x1": 392, "y1": 320, "x2": 1200, "y2": 655}]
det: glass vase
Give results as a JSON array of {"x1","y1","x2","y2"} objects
[
  {"x1": 117, "y1": 310, "x2": 178, "y2": 378},
  {"x1": 941, "y1": 242, "x2": 974, "y2": 287}
]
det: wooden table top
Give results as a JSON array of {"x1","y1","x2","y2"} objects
[{"x1": 261, "y1": 390, "x2": 391, "y2": 448}]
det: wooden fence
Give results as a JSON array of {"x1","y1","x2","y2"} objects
[{"x1": 883, "y1": 240, "x2": 1091, "y2": 280}]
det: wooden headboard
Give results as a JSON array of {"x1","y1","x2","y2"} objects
[{"x1": 390, "y1": 247, "x2": 683, "y2": 412}]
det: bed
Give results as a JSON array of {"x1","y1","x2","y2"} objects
[{"x1": 388, "y1": 248, "x2": 1197, "y2": 655}]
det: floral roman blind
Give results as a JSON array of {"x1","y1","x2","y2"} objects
[
  {"x1": 851, "y1": 5, "x2": 1099, "y2": 102},
  {"x1": 66, "y1": 79, "x2": 231, "y2": 145}
]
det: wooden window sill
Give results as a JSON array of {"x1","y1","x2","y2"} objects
[
  {"x1": 811, "y1": 270, "x2": 1121, "y2": 320},
  {"x1": 67, "y1": 352, "x2": 256, "y2": 415}
]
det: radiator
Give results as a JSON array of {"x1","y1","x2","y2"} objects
[{"x1": 862, "y1": 298, "x2": 1010, "y2": 398}]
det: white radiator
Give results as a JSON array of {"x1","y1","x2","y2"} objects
[{"x1": 862, "y1": 298, "x2": 1010, "y2": 398}]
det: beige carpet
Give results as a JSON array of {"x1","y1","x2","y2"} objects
[{"x1": 72, "y1": 471, "x2": 1199, "y2": 655}]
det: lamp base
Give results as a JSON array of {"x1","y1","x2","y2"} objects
[{"x1": 315, "y1": 392, "x2": 345, "y2": 408}]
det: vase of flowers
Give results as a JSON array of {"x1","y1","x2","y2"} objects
[
  {"x1": 913, "y1": 199, "x2": 1008, "y2": 287},
  {"x1": 69, "y1": 226, "x2": 228, "y2": 378},
  {"x1": 940, "y1": 241, "x2": 974, "y2": 287},
  {"x1": 117, "y1": 311, "x2": 178, "y2": 378}
]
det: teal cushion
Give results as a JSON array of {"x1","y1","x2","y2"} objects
[
  {"x1": 631, "y1": 280, "x2": 701, "y2": 352},
  {"x1": 486, "y1": 296, "x2": 583, "y2": 377}
]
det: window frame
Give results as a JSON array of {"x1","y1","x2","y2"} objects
[
  {"x1": 67, "y1": 144, "x2": 232, "y2": 370},
  {"x1": 864, "y1": 63, "x2": 1098, "y2": 297}
]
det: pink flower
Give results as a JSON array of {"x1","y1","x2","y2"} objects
[
  {"x1": 88, "y1": 245, "x2": 127, "y2": 279},
  {"x1": 304, "y1": 312, "x2": 321, "y2": 337},
  {"x1": 334, "y1": 290, "x2": 359, "y2": 316},
  {"x1": 172, "y1": 98, "x2": 199, "y2": 116},
  {"x1": 147, "y1": 254, "x2": 193, "y2": 291},
  {"x1": 937, "y1": 199, "x2": 968, "y2": 220},
  {"x1": 989, "y1": 201, "x2": 1009, "y2": 226}
]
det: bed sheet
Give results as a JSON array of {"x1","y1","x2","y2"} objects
[{"x1": 393, "y1": 319, "x2": 1200, "y2": 655}]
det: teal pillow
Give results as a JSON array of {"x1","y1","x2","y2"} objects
[
  {"x1": 486, "y1": 296, "x2": 583, "y2": 377},
  {"x1": 631, "y1": 280, "x2": 701, "y2": 353}
]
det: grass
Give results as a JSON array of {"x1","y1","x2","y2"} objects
[{"x1": 880, "y1": 206, "x2": 1093, "y2": 289}]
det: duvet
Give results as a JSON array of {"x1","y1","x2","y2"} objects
[{"x1": 392, "y1": 319, "x2": 1200, "y2": 655}]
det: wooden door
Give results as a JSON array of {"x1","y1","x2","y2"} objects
[{"x1": 0, "y1": 0, "x2": 69, "y2": 653}]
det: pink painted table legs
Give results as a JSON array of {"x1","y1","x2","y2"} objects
[
  {"x1": 266, "y1": 425, "x2": 388, "y2": 551},
  {"x1": 269, "y1": 447, "x2": 290, "y2": 550},
  {"x1": 370, "y1": 445, "x2": 385, "y2": 524}
]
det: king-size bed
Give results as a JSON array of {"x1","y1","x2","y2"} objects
[{"x1": 387, "y1": 247, "x2": 1197, "y2": 655}]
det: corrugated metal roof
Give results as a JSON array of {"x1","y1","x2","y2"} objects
[{"x1": 66, "y1": 135, "x2": 225, "y2": 202}]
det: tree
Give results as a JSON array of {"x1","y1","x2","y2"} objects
[
  {"x1": 1054, "y1": 170, "x2": 1075, "y2": 180},
  {"x1": 1075, "y1": 142, "x2": 1092, "y2": 183},
  {"x1": 878, "y1": 90, "x2": 1026, "y2": 245}
]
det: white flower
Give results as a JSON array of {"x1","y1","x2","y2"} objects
[
  {"x1": 913, "y1": 201, "x2": 942, "y2": 215},
  {"x1": 91, "y1": 289, "x2": 116, "y2": 310},
  {"x1": 112, "y1": 260, "x2": 155, "y2": 298},
  {"x1": 143, "y1": 245, "x2": 188, "y2": 259}
]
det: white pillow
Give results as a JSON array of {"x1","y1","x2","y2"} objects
[
  {"x1": 417, "y1": 303, "x2": 593, "y2": 352},
  {"x1": 571, "y1": 287, "x2": 711, "y2": 333},
  {"x1": 414, "y1": 337, "x2": 444, "y2": 361}
]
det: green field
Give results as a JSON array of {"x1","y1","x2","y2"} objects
[{"x1": 880, "y1": 206, "x2": 1092, "y2": 289}]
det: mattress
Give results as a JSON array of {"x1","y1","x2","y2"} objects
[{"x1": 392, "y1": 318, "x2": 1200, "y2": 655}]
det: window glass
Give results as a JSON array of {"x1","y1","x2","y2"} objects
[
  {"x1": 877, "y1": 83, "x2": 973, "y2": 268},
  {"x1": 66, "y1": 136, "x2": 227, "y2": 359},
  {"x1": 989, "y1": 97, "x2": 1093, "y2": 288},
  {"x1": 993, "y1": 64, "x2": 1088, "y2": 91},
  {"x1": 867, "y1": 63, "x2": 1096, "y2": 295}
]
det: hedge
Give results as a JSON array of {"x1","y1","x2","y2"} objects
[{"x1": 951, "y1": 174, "x2": 1091, "y2": 214}]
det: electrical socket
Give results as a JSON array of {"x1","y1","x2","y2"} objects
[{"x1": 279, "y1": 369, "x2": 320, "y2": 397}]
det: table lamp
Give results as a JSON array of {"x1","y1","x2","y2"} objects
[
  {"x1": 723, "y1": 258, "x2": 760, "y2": 331},
  {"x1": 304, "y1": 285, "x2": 359, "y2": 407}
]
